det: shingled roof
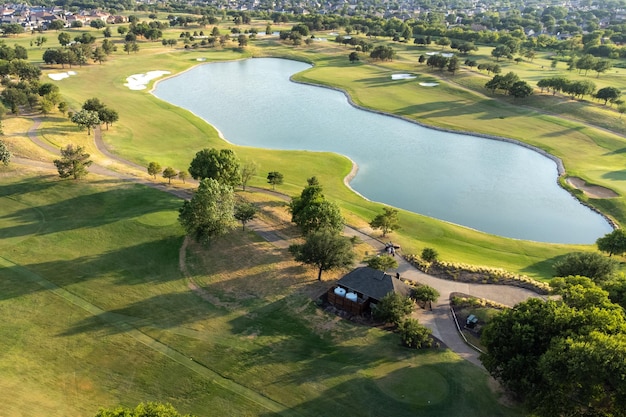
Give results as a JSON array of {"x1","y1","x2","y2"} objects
[{"x1": 336, "y1": 266, "x2": 411, "y2": 302}]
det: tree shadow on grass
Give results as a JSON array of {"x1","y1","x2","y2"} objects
[
  {"x1": 395, "y1": 99, "x2": 504, "y2": 121},
  {"x1": 0, "y1": 183, "x2": 182, "y2": 240}
]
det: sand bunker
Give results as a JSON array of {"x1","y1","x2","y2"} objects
[
  {"x1": 419, "y1": 82, "x2": 439, "y2": 87},
  {"x1": 124, "y1": 70, "x2": 171, "y2": 90},
  {"x1": 566, "y1": 177, "x2": 619, "y2": 199},
  {"x1": 196, "y1": 58, "x2": 206, "y2": 61},
  {"x1": 48, "y1": 71, "x2": 77, "y2": 81},
  {"x1": 391, "y1": 73, "x2": 416, "y2": 80}
]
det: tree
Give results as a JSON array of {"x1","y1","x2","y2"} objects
[
  {"x1": 421, "y1": 247, "x2": 439, "y2": 262},
  {"x1": 373, "y1": 292, "x2": 414, "y2": 325},
  {"x1": 266, "y1": 171, "x2": 283, "y2": 190},
  {"x1": 178, "y1": 178, "x2": 236, "y2": 245},
  {"x1": 491, "y1": 45, "x2": 512, "y2": 61},
  {"x1": 595, "y1": 86, "x2": 622, "y2": 105},
  {"x1": 70, "y1": 110, "x2": 100, "y2": 135},
  {"x1": 596, "y1": 229, "x2": 626, "y2": 256},
  {"x1": 162, "y1": 167, "x2": 177, "y2": 184},
  {"x1": 481, "y1": 278, "x2": 626, "y2": 417},
  {"x1": 348, "y1": 51, "x2": 359, "y2": 63},
  {"x1": 48, "y1": 20, "x2": 65, "y2": 31},
  {"x1": 147, "y1": 162, "x2": 161, "y2": 179},
  {"x1": 53, "y1": 144, "x2": 92, "y2": 180},
  {"x1": 188, "y1": 148, "x2": 240, "y2": 187},
  {"x1": 288, "y1": 228, "x2": 355, "y2": 281},
  {"x1": 398, "y1": 318, "x2": 433, "y2": 349},
  {"x1": 58, "y1": 32, "x2": 71, "y2": 46},
  {"x1": 412, "y1": 284, "x2": 440, "y2": 304},
  {"x1": 366, "y1": 254, "x2": 398, "y2": 271},
  {"x1": 92, "y1": 47, "x2": 107, "y2": 64},
  {"x1": 239, "y1": 160, "x2": 257, "y2": 191},
  {"x1": 554, "y1": 251, "x2": 618, "y2": 283},
  {"x1": 237, "y1": 34, "x2": 248, "y2": 48},
  {"x1": 98, "y1": 108, "x2": 119, "y2": 129},
  {"x1": 593, "y1": 59, "x2": 612, "y2": 78},
  {"x1": 94, "y1": 401, "x2": 195, "y2": 417},
  {"x1": 178, "y1": 170, "x2": 188, "y2": 183},
  {"x1": 509, "y1": 81, "x2": 533, "y2": 98},
  {"x1": 436, "y1": 37, "x2": 451, "y2": 49},
  {"x1": 369, "y1": 207, "x2": 400, "y2": 237},
  {"x1": 289, "y1": 179, "x2": 344, "y2": 235},
  {"x1": 234, "y1": 202, "x2": 258, "y2": 230},
  {"x1": 0, "y1": 139, "x2": 12, "y2": 166},
  {"x1": 446, "y1": 56, "x2": 460, "y2": 74}
]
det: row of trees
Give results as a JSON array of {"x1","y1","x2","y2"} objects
[{"x1": 485, "y1": 72, "x2": 534, "y2": 98}]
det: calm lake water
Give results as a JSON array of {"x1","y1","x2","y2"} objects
[{"x1": 153, "y1": 57, "x2": 613, "y2": 243}]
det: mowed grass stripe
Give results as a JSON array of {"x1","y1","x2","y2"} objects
[{"x1": 0, "y1": 255, "x2": 300, "y2": 417}]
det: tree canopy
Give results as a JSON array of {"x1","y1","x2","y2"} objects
[
  {"x1": 289, "y1": 178, "x2": 344, "y2": 235},
  {"x1": 289, "y1": 228, "x2": 355, "y2": 281},
  {"x1": 0, "y1": 139, "x2": 11, "y2": 166},
  {"x1": 597, "y1": 229, "x2": 626, "y2": 256},
  {"x1": 369, "y1": 207, "x2": 400, "y2": 237},
  {"x1": 188, "y1": 148, "x2": 241, "y2": 187},
  {"x1": 480, "y1": 276, "x2": 626, "y2": 417},
  {"x1": 553, "y1": 251, "x2": 618, "y2": 283},
  {"x1": 234, "y1": 202, "x2": 258, "y2": 230},
  {"x1": 53, "y1": 144, "x2": 92, "y2": 180},
  {"x1": 178, "y1": 178, "x2": 236, "y2": 245}
]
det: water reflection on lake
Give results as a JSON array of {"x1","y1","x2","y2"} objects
[{"x1": 153, "y1": 58, "x2": 613, "y2": 244}]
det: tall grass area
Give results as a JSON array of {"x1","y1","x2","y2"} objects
[{"x1": 0, "y1": 172, "x2": 522, "y2": 416}]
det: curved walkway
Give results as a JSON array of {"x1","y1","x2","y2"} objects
[{"x1": 20, "y1": 116, "x2": 543, "y2": 369}]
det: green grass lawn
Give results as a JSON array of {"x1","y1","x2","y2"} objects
[
  {"x1": 0, "y1": 172, "x2": 523, "y2": 416},
  {"x1": 14, "y1": 30, "x2": 612, "y2": 279}
]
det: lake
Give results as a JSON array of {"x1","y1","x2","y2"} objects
[{"x1": 153, "y1": 57, "x2": 613, "y2": 244}]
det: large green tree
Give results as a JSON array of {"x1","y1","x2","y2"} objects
[
  {"x1": 481, "y1": 276, "x2": 626, "y2": 417},
  {"x1": 53, "y1": 144, "x2": 92, "y2": 180},
  {"x1": 373, "y1": 292, "x2": 414, "y2": 325},
  {"x1": 369, "y1": 207, "x2": 400, "y2": 237},
  {"x1": 597, "y1": 228, "x2": 626, "y2": 256},
  {"x1": 71, "y1": 109, "x2": 100, "y2": 135},
  {"x1": 234, "y1": 202, "x2": 258, "y2": 230},
  {"x1": 188, "y1": 148, "x2": 241, "y2": 187},
  {"x1": 289, "y1": 178, "x2": 344, "y2": 235},
  {"x1": 554, "y1": 251, "x2": 618, "y2": 283},
  {"x1": 289, "y1": 228, "x2": 355, "y2": 281},
  {"x1": 178, "y1": 178, "x2": 236, "y2": 245}
]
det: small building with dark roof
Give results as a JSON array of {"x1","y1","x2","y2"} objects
[{"x1": 327, "y1": 266, "x2": 412, "y2": 315}]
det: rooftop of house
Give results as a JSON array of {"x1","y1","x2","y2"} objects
[{"x1": 336, "y1": 266, "x2": 411, "y2": 302}]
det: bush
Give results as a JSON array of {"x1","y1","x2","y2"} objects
[
  {"x1": 412, "y1": 285, "x2": 440, "y2": 304},
  {"x1": 365, "y1": 254, "x2": 398, "y2": 271},
  {"x1": 398, "y1": 318, "x2": 433, "y2": 349},
  {"x1": 373, "y1": 292, "x2": 414, "y2": 325},
  {"x1": 421, "y1": 247, "x2": 438, "y2": 262},
  {"x1": 554, "y1": 252, "x2": 618, "y2": 283}
]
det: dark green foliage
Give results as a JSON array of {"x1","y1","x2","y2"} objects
[
  {"x1": 412, "y1": 285, "x2": 440, "y2": 304},
  {"x1": 95, "y1": 402, "x2": 194, "y2": 417},
  {"x1": 53, "y1": 144, "x2": 92, "y2": 180},
  {"x1": 398, "y1": 318, "x2": 433, "y2": 349},
  {"x1": 234, "y1": 202, "x2": 258, "y2": 230},
  {"x1": 162, "y1": 167, "x2": 177, "y2": 184},
  {"x1": 421, "y1": 247, "x2": 438, "y2": 262},
  {"x1": 0, "y1": 139, "x2": 12, "y2": 166},
  {"x1": 369, "y1": 207, "x2": 400, "y2": 237},
  {"x1": 178, "y1": 178, "x2": 236, "y2": 245},
  {"x1": 481, "y1": 276, "x2": 626, "y2": 417},
  {"x1": 188, "y1": 148, "x2": 241, "y2": 187},
  {"x1": 596, "y1": 229, "x2": 626, "y2": 256},
  {"x1": 266, "y1": 171, "x2": 283, "y2": 190},
  {"x1": 553, "y1": 251, "x2": 618, "y2": 283},
  {"x1": 288, "y1": 229, "x2": 355, "y2": 281},
  {"x1": 289, "y1": 178, "x2": 344, "y2": 235},
  {"x1": 365, "y1": 254, "x2": 398, "y2": 271},
  {"x1": 147, "y1": 161, "x2": 161, "y2": 179},
  {"x1": 373, "y1": 292, "x2": 414, "y2": 325}
]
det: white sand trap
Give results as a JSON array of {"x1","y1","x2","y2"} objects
[
  {"x1": 419, "y1": 82, "x2": 439, "y2": 87},
  {"x1": 196, "y1": 58, "x2": 206, "y2": 61},
  {"x1": 441, "y1": 53, "x2": 454, "y2": 58},
  {"x1": 124, "y1": 70, "x2": 171, "y2": 90},
  {"x1": 391, "y1": 73, "x2": 416, "y2": 80},
  {"x1": 48, "y1": 71, "x2": 77, "y2": 81}
]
